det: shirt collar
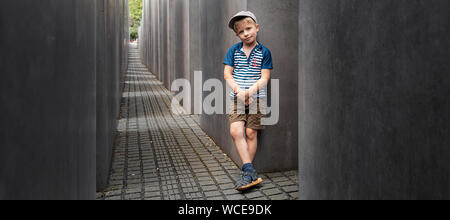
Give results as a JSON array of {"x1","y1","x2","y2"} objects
[{"x1": 238, "y1": 42, "x2": 263, "y2": 52}]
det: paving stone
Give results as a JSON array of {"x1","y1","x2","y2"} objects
[
  {"x1": 145, "y1": 191, "x2": 161, "y2": 197},
  {"x1": 268, "y1": 193, "x2": 289, "y2": 200},
  {"x1": 278, "y1": 180, "x2": 296, "y2": 187},
  {"x1": 262, "y1": 188, "x2": 283, "y2": 196},
  {"x1": 201, "y1": 185, "x2": 218, "y2": 191},
  {"x1": 215, "y1": 176, "x2": 233, "y2": 184},
  {"x1": 198, "y1": 176, "x2": 214, "y2": 182},
  {"x1": 204, "y1": 191, "x2": 222, "y2": 198},
  {"x1": 207, "y1": 196, "x2": 224, "y2": 200},
  {"x1": 271, "y1": 176, "x2": 290, "y2": 182},
  {"x1": 124, "y1": 193, "x2": 141, "y2": 200},
  {"x1": 245, "y1": 191, "x2": 264, "y2": 199},
  {"x1": 223, "y1": 189, "x2": 240, "y2": 195},
  {"x1": 260, "y1": 183, "x2": 277, "y2": 190},
  {"x1": 105, "y1": 195, "x2": 122, "y2": 200},
  {"x1": 104, "y1": 189, "x2": 123, "y2": 197},
  {"x1": 144, "y1": 186, "x2": 160, "y2": 192},
  {"x1": 282, "y1": 185, "x2": 299, "y2": 193},
  {"x1": 251, "y1": 196, "x2": 268, "y2": 200},
  {"x1": 225, "y1": 194, "x2": 246, "y2": 200},
  {"x1": 219, "y1": 183, "x2": 235, "y2": 190},
  {"x1": 265, "y1": 173, "x2": 284, "y2": 179},
  {"x1": 288, "y1": 192, "x2": 299, "y2": 200}
]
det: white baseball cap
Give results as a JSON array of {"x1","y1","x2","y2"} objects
[{"x1": 228, "y1": 11, "x2": 258, "y2": 30}]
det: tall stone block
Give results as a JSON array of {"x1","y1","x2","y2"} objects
[
  {"x1": 0, "y1": 0, "x2": 97, "y2": 199},
  {"x1": 298, "y1": 0, "x2": 450, "y2": 199},
  {"x1": 247, "y1": 0, "x2": 299, "y2": 172},
  {"x1": 198, "y1": 0, "x2": 240, "y2": 164},
  {"x1": 96, "y1": 0, "x2": 129, "y2": 191},
  {"x1": 0, "y1": 0, "x2": 129, "y2": 199}
]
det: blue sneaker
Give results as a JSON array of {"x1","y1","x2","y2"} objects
[{"x1": 235, "y1": 170, "x2": 263, "y2": 191}]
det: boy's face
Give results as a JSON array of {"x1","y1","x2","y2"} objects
[{"x1": 235, "y1": 20, "x2": 259, "y2": 45}]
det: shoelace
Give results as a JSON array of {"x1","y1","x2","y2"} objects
[{"x1": 240, "y1": 171, "x2": 254, "y2": 183}]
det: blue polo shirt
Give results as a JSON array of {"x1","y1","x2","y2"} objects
[{"x1": 223, "y1": 42, "x2": 273, "y2": 98}]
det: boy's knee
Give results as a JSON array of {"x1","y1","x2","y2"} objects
[
  {"x1": 246, "y1": 128, "x2": 257, "y2": 140},
  {"x1": 230, "y1": 124, "x2": 244, "y2": 139},
  {"x1": 230, "y1": 128, "x2": 243, "y2": 139}
]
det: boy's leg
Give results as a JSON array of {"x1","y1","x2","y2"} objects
[
  {"x1": 230, "y1": 121, "x2": 252, "y2": 164},
  {"x1": 230, "y1": 100, "x2": 263, "y2": 191},
  {"x1": 231, "y1": 123, "x2": 264, "y2": 191},
  {"x1": 246, "y1": 99, "x2": 265, "y2": 161},
  {"x1": 246, "y1": 128, "x2": 258, "y2": 162}
]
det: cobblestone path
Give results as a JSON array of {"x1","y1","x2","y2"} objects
[{"x1": 96, "y1": 44, "x2": 299, "y2": 200}]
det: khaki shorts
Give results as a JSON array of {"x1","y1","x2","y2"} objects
[{"x1": 229, "y1": 98, "x2": 267, "y2": 130}]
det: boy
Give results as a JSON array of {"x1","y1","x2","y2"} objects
[{"x1": 223, "y1": 11, "x2": 273, "y2": 191}]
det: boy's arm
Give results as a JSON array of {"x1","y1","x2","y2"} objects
[
  {"x1": 224, "y1": 65, "x2": 242, "y2": 94},
  {"x1": 224, "y1": 65, "x2": 248, "y2": 103},
  {"x1": 247, "y1": 69, "x2": 271, "y2": 97}
]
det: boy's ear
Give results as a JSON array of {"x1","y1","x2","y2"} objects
[{"x1": 256, "y1": 24, "x2": 260, "y2": 32}]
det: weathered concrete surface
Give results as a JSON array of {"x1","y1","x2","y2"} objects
[
  {"x1": 298, "y1": 0, "x2": 450, "y2": 199},
  {"x1": 0, "y1": 0, "x2": 97, "y2": 200},
  {"x1": 96, "y1": 0, "x2": 130, "y2": 191},
  {"x1": 139, "y1": 0, "x2": 298, "y2": 173},
  {"x1": 197, "y1": 0, "x2": 245, "y2": 171},
  {"x1": 0, "y1": 0, "x2": 129, "y2": 199},
  {"x1": 247, "y1": 0, "x2": 299, "y2": 172}
]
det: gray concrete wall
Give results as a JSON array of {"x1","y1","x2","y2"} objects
[
  {"x1": 188, "y1": 0, "x2": 203, "y2": 113},
  {"x1": 246, "y1": 0, "x2": 299, "y2": 172},
  {"x1": 298, "y1": 0, "x2": 450, "y2": 199},
  {"x1": 0, "y1": 0, "x2": 129, "y2": 199},
  {"x1": 139, "y1": 0, "x2": 298, "y2": 173},
  {"x1": 96, "y1": 0, "x2": 130, "y2": 191}
]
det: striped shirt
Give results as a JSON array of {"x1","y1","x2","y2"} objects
[{"x1": 223, "y1": 42, "x2": 273, "y2": 98}]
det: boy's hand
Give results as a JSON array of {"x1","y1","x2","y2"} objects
[
  {"x1": 236, "y1": 89, "x2": 247, "y2": 104},
  {"x1": 236, "y1": 89, "x2": 254, "y2": 106},
  {"x1": 244, "y1": 90, "x2": 256, "y2": 106},
  {"x1": 246, "y1": 97, "x2": 255, "y2": 106}
]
